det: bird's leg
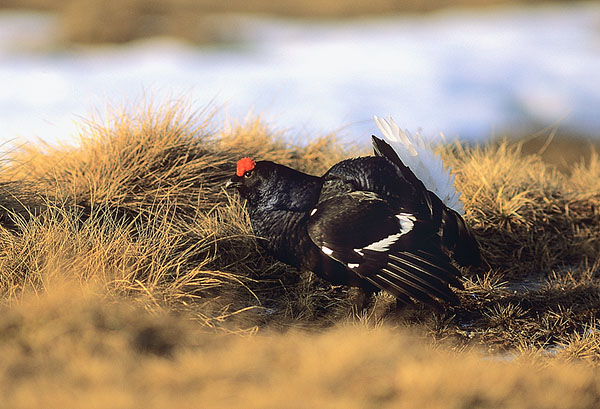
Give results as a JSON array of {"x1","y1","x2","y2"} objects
[
  {"x1": 352, "y1": 287, "x2": 375, "y2": 315},
  {"x1": 393, "y1": 298, "x2": 412, "y2": 312}
]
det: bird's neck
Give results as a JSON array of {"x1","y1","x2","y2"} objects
[{"x1": 252, "y1": 170, "x2": 323, "y2": 214}]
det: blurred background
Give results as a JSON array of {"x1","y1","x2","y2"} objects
[{"x1": 0, "y1": 0, "x2": 599, "y2": 147}]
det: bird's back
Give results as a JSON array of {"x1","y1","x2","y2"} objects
[{"x1": 321, "y1": 156, "x2": 426, "y2": 213}]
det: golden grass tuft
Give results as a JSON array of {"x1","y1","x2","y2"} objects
[
  {"x1": 445, "y1": 141, "x2": 600, "y2": 279},
  {"x1": 0, "y1": 102, "x2": 356, "y2": 331},
  {"x1": 1, "y1": 101, "x2": 600, "y2": 406}
]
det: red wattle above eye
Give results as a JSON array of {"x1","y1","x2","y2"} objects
[{"x1": 237, "y1": 157, "x2": 256, "y2": 177}]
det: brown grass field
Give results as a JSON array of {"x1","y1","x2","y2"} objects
[{"x1": 1, "y1": 101, "x2": 600, "y2": 407}]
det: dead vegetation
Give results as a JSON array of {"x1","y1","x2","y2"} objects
[
  {"x1": 1, "y1": 101, "x2": 600, "y2": 407},
  {"x1": 0, "y1": 102, "x2": 355, "y2": 329},
  {"x1": 3, "y1": 290, "x2": 600, "y2": 409}
]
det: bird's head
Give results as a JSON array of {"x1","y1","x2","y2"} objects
[
  {"x1": 227, "y1": 157, "x2": 323, "y2": 211},
  {"x1": 227, "y1": 157, "x2": 257, "y2": 195},
  {"x1": 226, "y1": 157, "x2": 281, "y2": 203}
]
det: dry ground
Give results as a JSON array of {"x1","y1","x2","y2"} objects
[
  {"x1": 3, "y1": 289, "x2": 600, "y2": 409},
  {"x1": 1, "y1": 102, "x2": 600, "y2": 407}
]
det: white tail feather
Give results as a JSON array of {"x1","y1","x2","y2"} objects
[{"x1": 374, "y1": 116, "x2": 464, "y2": 214}]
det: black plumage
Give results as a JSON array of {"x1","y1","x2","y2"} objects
[{"x1": 229, "y1": 136, "x2": 480, "y2": 308}]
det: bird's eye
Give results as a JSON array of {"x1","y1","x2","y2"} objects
[{"x1": 244, "y1": 170, "x2": 253, "y2": 178}]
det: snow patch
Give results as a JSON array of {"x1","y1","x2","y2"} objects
[{"x1": 1, "y1": 4, "x2": 599, "y2": 145}]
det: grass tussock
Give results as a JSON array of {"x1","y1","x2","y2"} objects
[
  {"x1": 0, "y1": 102, "x2": 354, "y2": 330},
  {"x1": 448, "y1": 142, "x2": 600, "y2": 279},
  {"x1": 1, "y1": 101, "x2": 600, "y2": 406}
]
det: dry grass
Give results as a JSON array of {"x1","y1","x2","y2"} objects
[
  {"x1": 2, "y1": 291, "x2": 600, "y2": 409},
  {"x1": 1, "y1": 101, "x2": 600, "y2": 407},
  {"x1": 448, "y1": 140, "x2": 600, "y2": 279},
  {"x1": 0, "y1": 101, "x2": 355, "y2": 329},
  {"x1": 1, "y1": 0, "x2": 585, "y2": 44}
]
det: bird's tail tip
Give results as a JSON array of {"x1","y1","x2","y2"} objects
[{"x1": 373, "y1": 115, "x2": 464, "y2": 214}]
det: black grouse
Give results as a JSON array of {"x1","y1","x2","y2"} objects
[{"x1": 228, "y1": 116, "x2": 480, "y2": 308}]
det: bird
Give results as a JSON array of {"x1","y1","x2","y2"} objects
[{"x1": 228, "y1": 116, "x2": 480, "y2": 309}]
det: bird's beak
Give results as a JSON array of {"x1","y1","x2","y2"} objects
[{"x1": 225, "y1": 175, "x2": 242, "y2": 189}]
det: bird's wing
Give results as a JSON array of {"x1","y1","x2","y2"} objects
[
  {"x1": 306, "y1": 191, "x2": 463, "y2": 307},
  {"x1": 372, "y1": 134, "x2": 481, "y2": 267}
]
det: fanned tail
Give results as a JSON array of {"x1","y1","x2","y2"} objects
[
  {"x1": 374, "y1": 116, "x2": 464, "y2": 215},
  {"x1": 373, "y1": 116, "x2": 481, "y2": 266}
]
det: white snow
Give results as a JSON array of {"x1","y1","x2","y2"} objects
[{"x1": 0, "y1": 3, "x2": 599, "y2": 146}]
